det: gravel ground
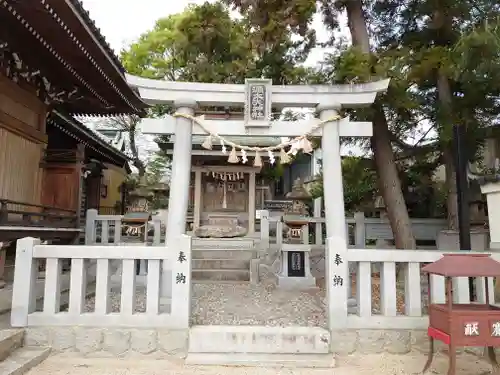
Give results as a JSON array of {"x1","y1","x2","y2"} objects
[
  {"x1": 25, "y1": 352, "x2": 493, "y2": 375},
  {"x1": 71, "y1": 272, "x2": 431, "y2": 327},
  {"x1": 191, "y1": 281, "x2": 326, "y2": 326},
  {"x1": 75, "y1": 278, "x2": 327, "y2": 327}
]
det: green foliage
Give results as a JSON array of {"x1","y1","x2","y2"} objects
[
  {"x1": 310, "y1": 156, "x2": 377, "y2": 213},
  {"x1": 310, "y1": 154, "x2": 447, "y2": 217},
  {"x1": 371, "y1": 0, "x2": 500, "y2": 145},
  {"x1": 120, "y1": 1, "x2": 316, "y2": 85},
  {"x1": 121, "y1": 2, "x2": 253, "y2": 83},
  {"x1": 145, "y1": 150, "x2": 170, "y2": 185},
  {"x1": 260, "y1": 163, "x2": 285, "y2": 182},
  {"x1": 223, "y1": 0, "x2": 317, "y2": 84},
  {"x1": 119, "y1": 0, "x2": 500, "y2": 222}
]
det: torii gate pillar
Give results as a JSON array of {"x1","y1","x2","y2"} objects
[
  {"x1": 318, "y1": 104, "x2": 346, "y2": 242},
  {"x1": 162, "y1": 99, "x2": 196, "y2": 300}
]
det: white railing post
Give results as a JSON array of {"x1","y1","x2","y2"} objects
[
  {"x1": 302, "y1": 223, "x2": 309, "y2": 245},
  {"x1": 326, "y1": 236, "x2": 348, "y2": 330},
  {"x1": 112, "y1": 219, "x2": 121, "y2": 244},
  {"x1": 260, "y1": 210, "x2": 270, "y2": 250},
  {"x1": 170, "y1": 235, "x2": 192, "y2": 328},
  {"x1": 153, "y1": 219, "x2": 162, "y2": 246},
  {"x1": 276, "y1": 220, "x2": 284, "y2": 247},
  {"x1": 315, "y1": 220, "x2": 323, "y2": 246},
  {"x1": 11, "y1": 237, "x2": 40, "y2": 327},
  {"x1": 85, "y1": 209, "x2": 98, "y2": 245},
  {"x1": 354, "y1": 212, "x2": 366, "y2": 248}
]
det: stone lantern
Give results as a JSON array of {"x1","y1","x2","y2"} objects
[
  {"x1": 278, "y1": 178, "x2": 316, "y2": 290},
  {"x1": 127, "y1": 177, "x2": 154, "y2": 212},
  {"x1": 374, "y1": 195, "x2": 391, "y2": 248},
  {"x1": 149, "y1": 175, "x2": 169, "y2": 203},
  {"x1": 285, "y1": 178, "x2": 311, "y2": 216},
  {"x1": 122, "y1": 177, "x2": 153, "y2": 242},
  {"x1": 283, "y1": 178, "x2": 312, "y2": 243}
]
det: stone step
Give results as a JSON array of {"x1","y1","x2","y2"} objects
[
  {"x1": 192, "y1": 238, "x2": 256, "y2": 249},
  {"x1": 0, "y1": 330, "x2": 24, "y2": 362},
  {"x1": 0, "y1": 347, "x2": 50, "y2": 375},
  {"x1": 192, "y1": 250, "x2": 256, "y2": 260},
  {"x1": 193, "y1": 280, "x2": 249, "y2": 285},
  {"x1": 192, "y1": 259, "x2": 250, "y2": 270},
  {"x1": 188, "y1": 325, "x2": 331, "y2": 354},
  {"x1": 192, "y1": 269, "x2": 250, "y2": 281},
  {"x1": 185, "y1": 353, "x2": 336, "y2": 368}
]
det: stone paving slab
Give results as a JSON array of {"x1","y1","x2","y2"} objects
[{"x1": 25, "y1": 352, "x2": 492, "y2": 375}]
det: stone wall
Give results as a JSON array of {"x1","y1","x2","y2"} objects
[
  {"x1": 24, "y1": 327, "x2": 488, "y2": 359},
  {"x1": 331, "y1": 329, "x2": 426, "y2": 355},
  {"x1": 25, "y1": 327, "x2": 189, "y2": 358},
  {"x1": 331, "y1": 329, "x2": 487, "y2": 358}
]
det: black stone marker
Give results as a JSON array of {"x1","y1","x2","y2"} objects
[{"x1": 287, "y1": 251, "x2": 305, "y2": 277}]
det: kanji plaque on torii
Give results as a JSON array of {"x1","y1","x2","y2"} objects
[
  {"x1": 245, "y1": 78, "x2": 272, "y2": 127},
  {"x1": 126, "y1": 73, "x2": 390, "y2": 328}
]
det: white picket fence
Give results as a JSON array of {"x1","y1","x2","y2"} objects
[
  {"x1": 84, "y1": 208, "x2": 447, "y2": 249},
  {"x1": 9, "y1": 233, "x2": 498, "y2": 331},
  {"x1": 327, "y1": 237, "x2": 498, "y2": 330},
  {"x1": 10, "y1": 235, "x2": 191, "y2": 329},
  {"x1": 85, "y1": 209, "x2": 166, "y2": 246},
  {"x1": 260, "y1": 211, "x2": 447, "y2": 248},
  {"x1": 10, "y1": 207, "x2": 493, "y2": 332}
]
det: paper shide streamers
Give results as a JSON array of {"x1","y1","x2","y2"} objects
[{"x1": 172, "y1": 113, "x2": 343, "y2": 166}]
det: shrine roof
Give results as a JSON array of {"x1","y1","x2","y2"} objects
[
  {"x1": 422, "y1": 253, "x2": 500, "y2": 277},
  {"x1": 48, "y1": 111, "x2": 131, "y2": 168},
  {"x1": 0, "y1": 0, "x2": 148, "y2": 116}
]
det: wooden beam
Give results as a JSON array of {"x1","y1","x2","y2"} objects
[
  {"x1": 140, "y1": 116, "x2": 372, "y2": 138},
  {"x1": 0, "y1": 108, "x2": 48, "y2": 144}
]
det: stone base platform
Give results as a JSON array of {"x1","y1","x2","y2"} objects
[
  {"x1": 185, "y1": 353, "x2": 335, "y2": 367},
  {"x1": 22, "y1": 326, "x2": 491, "y2": 364},
  {"x1": 277, "y1": 275, "x2": 317, "y2": 290},
  {"x1": 188, "y1": 325, "x2": 330, "y2": 354},
  {"x1": 186, "y1": 325, "x2": 333, "y2": 367}
]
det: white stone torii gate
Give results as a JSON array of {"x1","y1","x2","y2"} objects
[{"x1": 126, "y1": 74, "x2": 390, "y2": 328}]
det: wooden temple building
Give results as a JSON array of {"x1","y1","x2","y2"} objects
[{"x1": 0, "y1": 0, "x2": 146, "y2": 250}]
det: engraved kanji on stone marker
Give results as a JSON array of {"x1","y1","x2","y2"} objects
[
  {"x1": 177, "y1": 251, "x2": 187, "y2": 263},
  {"x1": 291, "y1": 252, "x2": 302, "y2": 271},
  {"x1": 176, "y1": 272, "x2": 187, "y2": 284},
  {"x1": 249, "y1": 84, "x2": 266, "y2": 120},
  {"x1": 333, "y1": 275, "x2": 344, "y2": 287},
  {"x1": 334, "y1": 254, "x2": 343, "y2": 266}
]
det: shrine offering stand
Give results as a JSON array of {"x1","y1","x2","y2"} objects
[{"x1": 422, "y1": 254, "x2": 500, "y2": 375}]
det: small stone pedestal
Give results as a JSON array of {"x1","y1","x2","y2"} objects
[
  {"x1": 481, "y1": 181, "x2": 500, "y2": 248},
  {"x1": 437, "y1": 229, "x2": 490, "y2": 251},
  {"x1": 277, "y1": 244, "x2": 316, "y2": 290}
]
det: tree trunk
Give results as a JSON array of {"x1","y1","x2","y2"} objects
[
  {"x1": 345, "y1": 0, "x2": 416, "y2": 249},
  {"x1": 436, "y1": 58, "x2": 459, "y2": 230},
  {"x1": 128, "y1": 118, "x2": 146, "y2": 177},
  {"x1": 443, "y1": 145, "x2": 458, "y2": 229},
  {"x1": 344, "y1": 1, "x2": 370, "y2": 54}
]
